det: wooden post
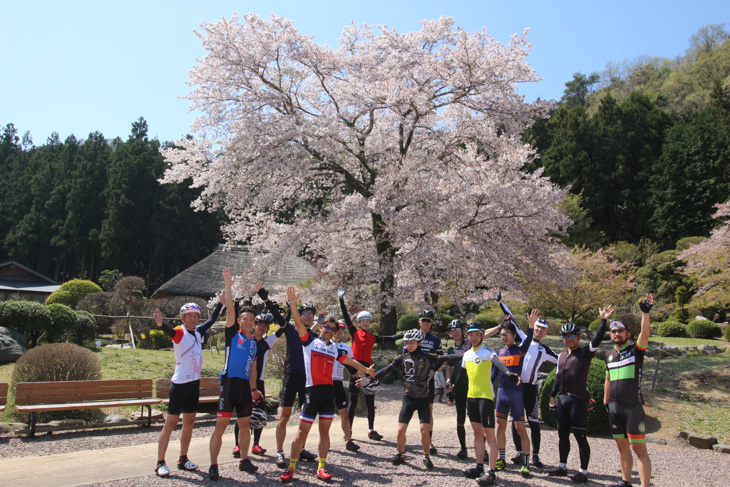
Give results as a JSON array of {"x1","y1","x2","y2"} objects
[{"x1": 651, "y1": 342, "x2": 664, "y2": 391}]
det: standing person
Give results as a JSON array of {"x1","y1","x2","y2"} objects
[
  {"x1": 257, "y1": 285, "x2": 319, "y2": 468},
  {"x1": 363, "y1": 329, "x2": 453, "y2": 469},
  {"x1": 434, "y1": 370, "x2": 446, "y2": 402},
  {"x1": 280, "y1": 287, "x2": 375, "y2": 483},
  {"x1": 492, "y1": 292, "x2": 558, "y2": 468},
  {"x1": 494, "y1": 312, "x2": 536, "y2": 477},
  {"x1": 208, "y1": 270, "x2": 263, "y2": 481},
  {"x1": 510, "y1": 315, "x2": 558, "y2": 469},
  {"x1": 338, "y1": 287, "x2": 403, "y2": 442},
  {"x1": 415, "y1": 309, "x2": 443, "y2": 454},
  {"x1": 448, "y1": 323, "x2": 520, "y2": 486},
  {"x1": 604, "y1": 295, "x2": 654, "y2": 487},
  {"x1": 444, "y1": 319, "x2": 471, "y2": 459},
  {"x1": 153, "y1": 294, "x2": 224, "y2": 477},
  {"x1": 548, "y1": 305, "x2": 612, "y2": 483},
  {"x1": 332, "y1": 320, "x2": 360, "y2": 452},
  {"x1": 232, "y1": 312, "x2": 281, "y2": 458}
]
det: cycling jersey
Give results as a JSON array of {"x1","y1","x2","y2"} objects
[
  {"x1": 162, "y1": 303, "x2": 221, "y2": 384},
  {"x1": 377, "y1": 348, "x2": 440, "y2": 399},
  {"x1": 461, "y1": 345, "x2": 499, "y2": 400},
  {"x1": 340, "y1": 297, "x2": 403, "y2": 364},
  {"x1": 254, "y1": 333, "x2": 279, "y2": 383},
  {"x1": 333, "y1": 340, "x2": 354, "y2": 381},
  {"x1": 220, "y1": 326, "x2": 257, "y2": 381},
  {"x1": 497, "y1": 328, "x2": 533, "y2": 391},
  {"x1": 552, "y1": 319, "x2": 607, "y2": 401},
  {"x1": 447, "y1": 340, "x2": 471, "y2": 386},
  {"x1": 605, "y1": 341, "x2": 647, "y2": 405},
  {"x1": 420, "y1": 331, "x2": 442, "y2": 356},
  {"x1": 521, "y1": 340, "x2": 559, "y2": 385},
  {"x1": 301, "y1": 334, "x2": 348, "y2": 387}
]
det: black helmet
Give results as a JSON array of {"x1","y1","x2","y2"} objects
[
  {"x1": 418, "y1": 309, "x2": 435, "y2": 320},
  {"x1": 560, "y1": 322, "x2": 580, "y2": 335},
  {"x1": 448, "y1": 319, "x2": 465, "y2": 331},
  {"x1": 297, "y1": 302, "x2": 316, "y2": 314},
  {"x1": 255, "y1": 313, "x2": 274, "y2": 324}
]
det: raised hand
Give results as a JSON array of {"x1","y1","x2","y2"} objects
[
  {"x1": 599, "y1": 304, "x2": 615, "y2": 320},
  {"x1": 338, "y1": 286, "x2": 346, "y2": 300},
  {"x1": 222, "y1": 269, "x2": 233, "y2": 287},
  {"x1": 527, "y1": 308, "x2": 541, "y2": 328},
  {"x1": 639, "y1": 294, "x2": 654, "y2": 314},
  {"x1": 153, "y1": 309, "x2": 163, "y2": 327},
  {"x1": 286, "y1": 286, "x2": 299, "y2": 306},
  {"x1": 255, "y1": 284, "x2": 268, "y2": 301},
  {"x1": 216, "y1": 289, "x2": 226, "y2": 304}
]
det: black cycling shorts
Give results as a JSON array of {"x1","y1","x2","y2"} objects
[
  {"x1": 398, "y1": 396, "x2": 431, "y2": 424},
  {"x1": 428, "y1": 378, "x2": 436, "y2": 404},
  {"x1": 280, "y1": 369, "x2": 306, "y2": 408},
  {"x1": 608, "y1": 401, "x2": 647, "y2": 443},
  {"x1": 300, "y1": 385, "x2": 335, "y2": 423},
  {"x1": 467, "y1": 397, "x2": 495, "y2": 428},
  {"x1": 217, "y1": 377, "x2": 253, "y2": 418},
  {"x1": 168, "y1": 379, "x2": 200, "y2": 416},
  {"x1": 556, "y1": 394, "x2": 587, "y2": 430},
  {"x1": 333, "y1": 380, "x2": 348, "y2": 410}
]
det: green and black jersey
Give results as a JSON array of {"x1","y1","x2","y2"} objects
[{"x1": 605, "y1": 341, "x2": 647, "y2": 405}]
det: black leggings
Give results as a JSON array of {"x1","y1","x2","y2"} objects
[
  {"x1": 348, "y1": 374, "x2": 376, "y2": 430},
  {"x1": 512, "y1": 383, "x2": 541, "y2": 454},
  {"x1": 556, "y1": 394, "x2": 590, "y2": 469}
]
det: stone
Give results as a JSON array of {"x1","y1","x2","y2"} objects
[
  {"x1": 712, "y1": 444, "x2": 730, "y2": 454},
  {"x1": 129, "y1": 410, "x2": 163, "y2": 421},
  {"x1": 103, "y1": 414, "x2": 128, "y2": 423},
  {"x1": 697, "y1": 344, "x2": 720, "y2": 355},
  {"x1": 645, "y1": 435, "x2": 667, "y2": 445},
  {"x1": 0, "y1": 326, "x2": 29, "y2": 363},
  {"x1": 677, "y1": 431, "x2": 689, "y2": 440},
  {"x1": 0, "y1": 422, "x2": 25, "y2": 434},
  {"x1": 687, "y1": 434, "x2": 718, "y2": 449}
]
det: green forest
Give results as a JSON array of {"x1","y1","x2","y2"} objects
[{"x1": 1, "y1": 24, "x2": 728, "y2": 309}]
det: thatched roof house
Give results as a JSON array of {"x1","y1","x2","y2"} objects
[{"x1": 151, "y1": 245, "x2": 316, "y2": 300}]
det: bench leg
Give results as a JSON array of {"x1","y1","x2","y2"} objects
[
  {"x1": 143, "y1": 405, "x2": 152, "y2": 428},
  {"x1": 28, "y1": 413, "x2": 36, "y2": 438}
]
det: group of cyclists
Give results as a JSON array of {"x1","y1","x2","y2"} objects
[{"x1": 153, "y1": 268, "x2": 654, "y2": 487}]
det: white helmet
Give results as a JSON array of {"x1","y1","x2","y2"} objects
[
  {"x1": 403, "y1": 329, "x2": 424, "y2": 342},
  {"x1": 179, "y1": 303, "x2": 201, "y2": 315},
  {"x1": 250, "y1": 408, "x2": 267, "y2": 429},
  {"x1": 356, "y1": 311, "x2": 373, "y2": 322}
]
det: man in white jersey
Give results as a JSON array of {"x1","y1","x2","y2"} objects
[
  {"x1": 332, "y1": 320, "x2": 359, "y2": 452},
  {"x1": 153, "y1": 292, "x2": 224, "y2": 477}
]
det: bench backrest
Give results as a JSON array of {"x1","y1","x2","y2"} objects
[
  {"x1": 0, "y1": 382, "x2": 8, "y2": 406},
  {"x1": 15, "y1": 379, "x2": 154, "y2": 405},
  {"x1": 156, "y1": 377, "x2": 220, "y2": 399}
]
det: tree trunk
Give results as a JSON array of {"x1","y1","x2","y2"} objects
[{"x1": 372, "y1": 212, "x2": 398, "y2": 335}]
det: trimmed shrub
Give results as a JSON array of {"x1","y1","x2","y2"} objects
[
  {"x1": 434, "y1": 313, "x2": 453, "y2": 334},
  {"x1": 11, "y1": 342, "x2": 101, "y2": 387},
  {"x1": 472, "y1": 314, "x2": 499, "y2": 330},
  {"x1": 397, "y1": 314, "x2": 419, "y2": 332},
  {"x1": 686, "y1": 320, "x2": 722, "y2": 339},
  {"x1": 71, "y1": 310, "x2": 97, "y2": 345},
  {"x1": 46, "y1": 279, "x2": 103, "y2": 309},
  {"x1": 588, "y1": 319, "x2": 602, "y2": 331},
  {"x1": 150, "y1": 329, "x2": 172, "y2": 349},
  {"x1": 0, "y1": 300, "x2": 53, "y2": 347},
  {"x1": 540, "y1": 357, "x2": 609, "y2": 436},
  {"x1": 47, "y1": 303, "x2": 79, "y2": 343},
  {"x1": 656, "y1": 321, "x2": 688, "y2": 337}
]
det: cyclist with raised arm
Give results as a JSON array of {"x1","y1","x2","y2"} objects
[
  {"x1": 548, "y1": 305, "x2": 612, "y2": 483},
  {"x1": 604, "y1": 294, "x2": 654, "y2": 487}
]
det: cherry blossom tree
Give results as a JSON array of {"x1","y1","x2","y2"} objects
[
  {"x1": 680, "y1": 201, "x2": 730, "y2": 308},
  {"x1": 162, "y1": 14, "x2": 569, "y2": 334},
  {"x1": 520, "y1": 246, "x2": 635, "y2": 323}
]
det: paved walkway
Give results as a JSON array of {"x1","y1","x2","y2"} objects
[{"x1": 0, "y1": 413, "x2": 451, "y2": 487}]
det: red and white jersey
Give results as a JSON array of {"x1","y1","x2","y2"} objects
[
  {"x1": 170, "y1": 326, "x2": 204, "y2": 384},
  {"x1": 300, "y1": 334, "x2": 347, "y2": 387},
  {"x1": 333, "y1": 341, "x2": 353, "y2": 381}
]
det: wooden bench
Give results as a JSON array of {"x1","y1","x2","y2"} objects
[
  {"x1": 0, "y1": 382, "x2": 8, "y2": 413},
  {"x1": 15, "y1": 379, "x2": 159, "y2": 437},
  {"x1": 156, "y1": 377, "x2": 222, "y2": 405}
]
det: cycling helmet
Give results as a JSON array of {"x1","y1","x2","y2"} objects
[
  {"x1": 535, "y1": 318, "x2": 549, "y2": 328},
  {"x1": 361, "y1": 379, "x2": 382, "y2": 396},
  {"x1": 418, "y1": 309, "x2": 435, "y2": 320},
  {"x1": 356, "y1": 311, "x2": 373, "y2": 322},
  {"x1": 297, "y1": 302, "x2": 316, "y2": 314},
  {"x1": 560, "y1": 322, "x2": 580, "y2": 335},
  {"x1": 448, "y1": 319, "x2": 465, "y2": 331},
  {"x1": 179, "y1": 303, "x2": 201, "y2": 315},
  {"x1": 255, "y1": 313, "x2": 274, "y2": 324},
  {"x1": 465, "y1": 322, "x2": 483, "y2": 334},
  {"x1": 403, "y1": 329, "x2": 424, "y2": 342},
  {"x1": 250, "y1": 408, "x2": 267, "y2": 429}
]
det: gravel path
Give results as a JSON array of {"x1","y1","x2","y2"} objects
[{"x1": 2, "y1": 384, "x2": 729, "y2": 486}]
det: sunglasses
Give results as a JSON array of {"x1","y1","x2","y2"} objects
[
  {"x1": 562, "y1": 334, "x2": 578, "y2": 339},
  {"x1": 321, "y1": 324, "x2": 338, "y2": 332},
  {"x1": 420, "y1": 318, "x2": 432, "y2": 323},
  {"x1": 300, "y1": 311, "x2": 315, "y2": 316}
]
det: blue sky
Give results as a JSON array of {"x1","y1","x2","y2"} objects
[{"x1": 1, "y1": 1, "x2": 727, "y2": 144}]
